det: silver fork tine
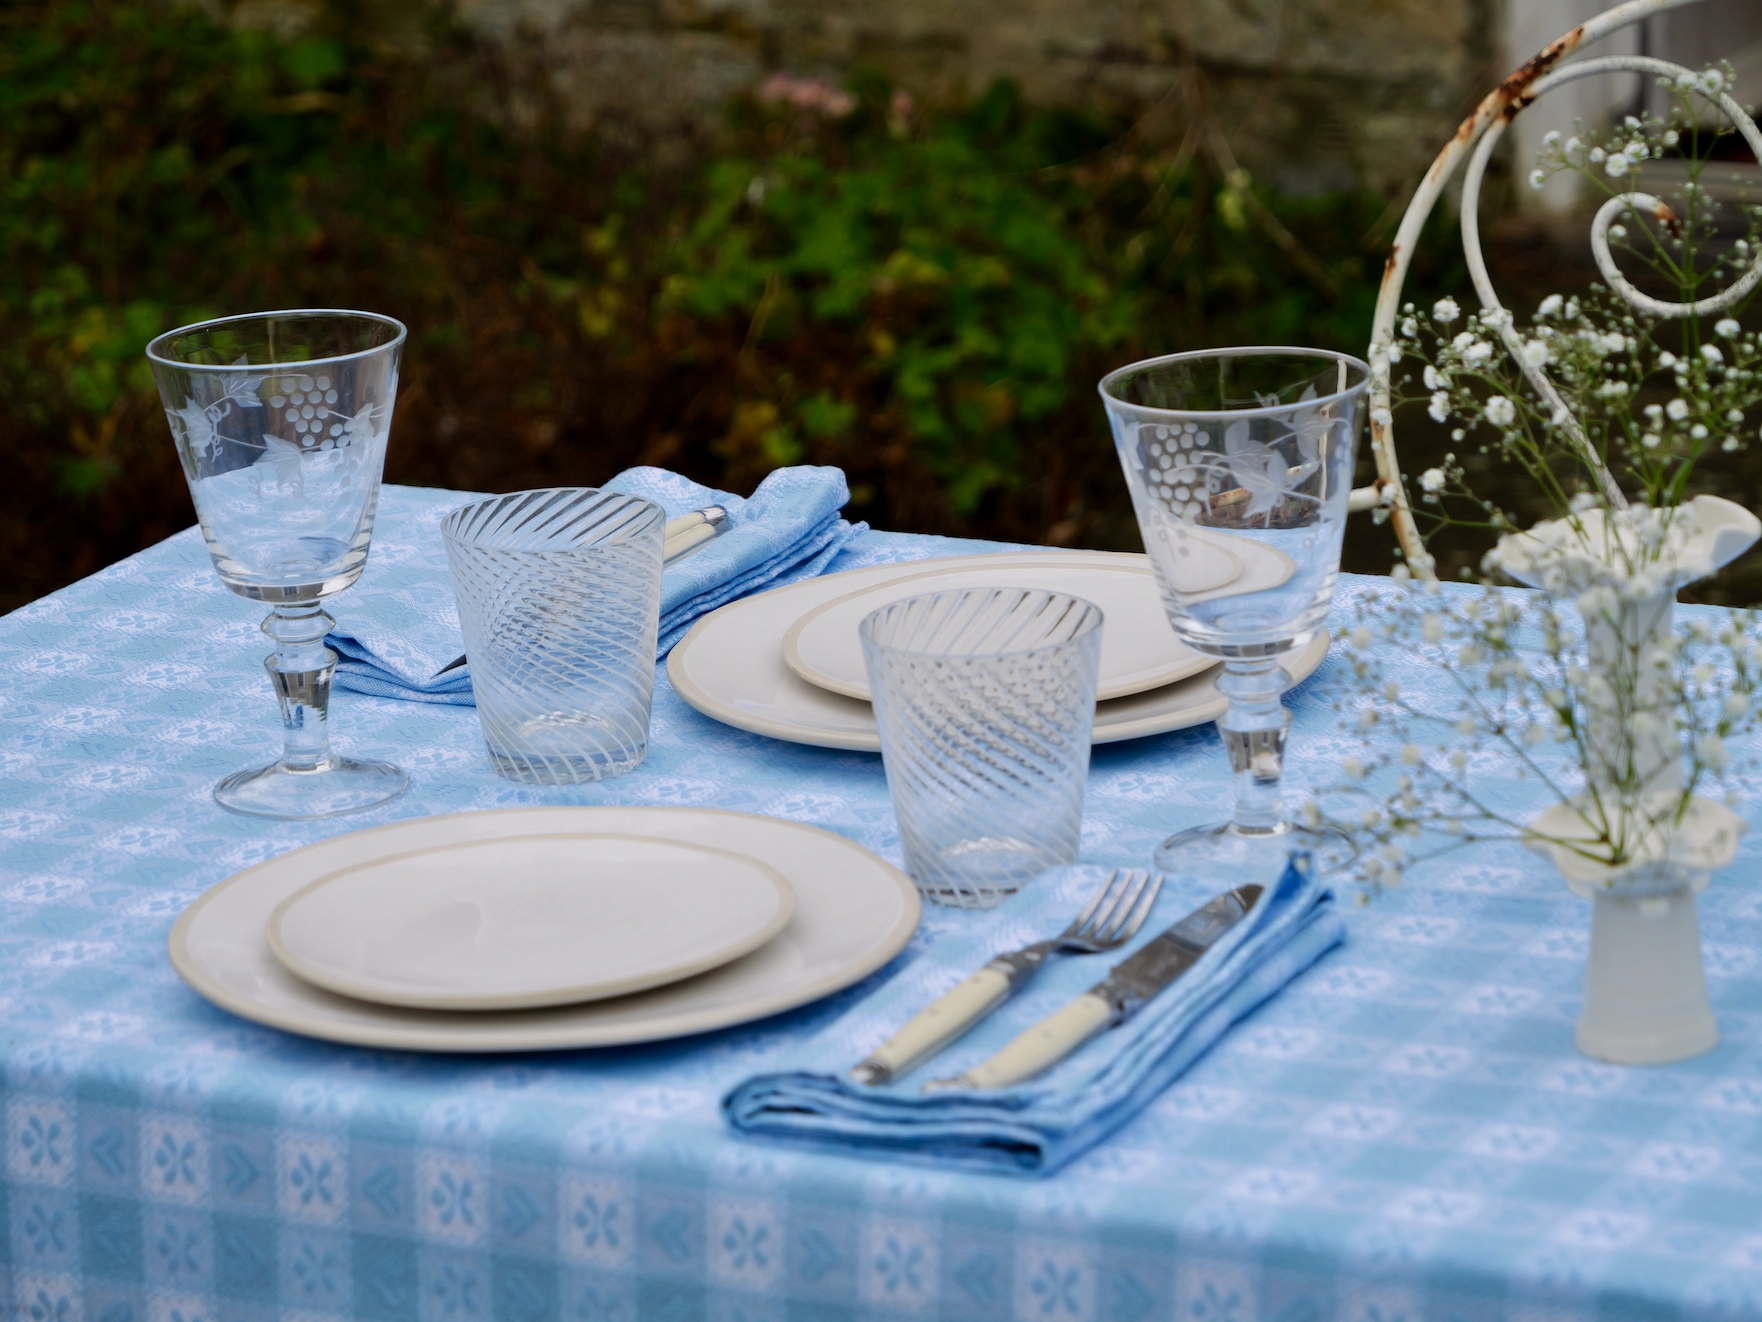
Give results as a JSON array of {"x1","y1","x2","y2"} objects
[
  {"x1": 1097, "y1": 870, "x2": 1153, "y2": 943},
  {"x1": 1116, "y1": 872, "x2": 1165, "y2": 943},
  {"x1": 1065, "y1": 868, "x2": 1121, "y2": 937},
  {"x1": 1076, "y1": 869, "x2": 1132, "y2": 940}
]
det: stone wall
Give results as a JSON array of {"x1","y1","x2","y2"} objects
[{"x1": 441, "y1": 0, "x2": 1500, "y2": 197}]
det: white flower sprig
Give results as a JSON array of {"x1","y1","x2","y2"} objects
[
  {"x1": 1333, "y1": 66, "x2": 1762, "y2": 894},
  {"x1": 1313, "y1": 577, "x2": 1762, "y2": 896}
]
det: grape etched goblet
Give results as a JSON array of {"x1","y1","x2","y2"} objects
[
  {"x1": 1100, "y1": 348, "x2": 1370, "y2": 880},
  {"x1": 147, "y1": 310, "x2": 409, "y2": 819}
]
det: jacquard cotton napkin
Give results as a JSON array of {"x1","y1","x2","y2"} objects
[
  {"x1": 327, "y1": 465, "x2": 865, "y2": 703},
  {"x1": 723, "y1": 855, "x2": 1344, "y2": 1176}
]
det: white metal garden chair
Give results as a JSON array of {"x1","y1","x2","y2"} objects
[{"x1": 1350, "y1": 0, "x2": 1762, "y2": 573}]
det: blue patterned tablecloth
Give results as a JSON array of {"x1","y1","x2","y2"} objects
[{"x1": 2, "y1": 484, "x2": 1761, "y2": 1322}]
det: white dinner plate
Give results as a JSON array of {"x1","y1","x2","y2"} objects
[
  {"x1": 667, "y1": 553, "x2": 1332, "y2": 751},
  {"x1": 169, "y1": 807, "x2": 920, "y2": 1053},
  {"x1": 267, "y1": 834, "x2": 796, "y2": 1012},
  {"x1": 781, "y1": 560, "x2": 1210, "y2": 702}
]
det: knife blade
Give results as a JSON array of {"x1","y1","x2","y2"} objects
[{"x1": 921, "y1": 883, "x2": 1262, "y2": 1093}]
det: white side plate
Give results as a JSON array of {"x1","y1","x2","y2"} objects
[
  {"x1": 169, "y1": 807, "x2": 920, "y2": 1053},
  {"x1": 267, "y1": 834, "x2": 796, "y2": 1012},
  {"x1": 781, "y1": 559, "x2": 1210, "y2": 702},
  {"x1": 667, "y1": 552, "x2": 1331, "y2": 751}
]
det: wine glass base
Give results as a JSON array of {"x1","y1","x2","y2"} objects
[
  {"x1": 1153, "y1": 820, "x2": 1354, "y2": 884},
  {"x1": 214, "y1": 757, "x2": 409, "y2": 821}
]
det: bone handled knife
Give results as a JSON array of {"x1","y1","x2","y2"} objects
[{"x1": 922, "y1": 884, "x2": 1263, "y2": 1093}]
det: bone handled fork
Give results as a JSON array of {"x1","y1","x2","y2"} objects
[{"x1": 849, "y1": 869, "x2": 1162, "y2": 1086}]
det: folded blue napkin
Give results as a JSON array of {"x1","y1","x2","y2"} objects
[
  {"x1": 605, "y1": 465, "x2": 866, "y2": 655},
  {"x1": 723, "y1": 855, "x2": 1344, "y2": 1176},
  {"x1": 327, "y1": 465, "x2": 865, "y2": 703}
]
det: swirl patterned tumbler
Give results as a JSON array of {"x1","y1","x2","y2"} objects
[
  {"x1": 442, "y1": 489, "x2": 665, "y2": 784},
  {"x1": 862, "y1": 588, "x2": 1103, "y2": 909}
]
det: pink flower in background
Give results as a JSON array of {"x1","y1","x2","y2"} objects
[{"x1": 758, "y1": 73, "x2": 856, "y2": 118}]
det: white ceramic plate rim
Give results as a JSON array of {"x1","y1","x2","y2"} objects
[
  {"x1": 779, "y1": 560, "x2": 1212, "y2": 702},
  {"x1": 666, "y1": 552, "x2": 1330, "y2": 751},
  {"x1": 167, "y1": 806, "x2": 921, "y2": 1052},
  {"x1": 264, "y1": 832, "x2": 798, "y2": 1012}
]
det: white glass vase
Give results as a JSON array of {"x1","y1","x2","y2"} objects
[{"x1": 1497, "y1": 494, "x2": 1758, "y2": 1065}]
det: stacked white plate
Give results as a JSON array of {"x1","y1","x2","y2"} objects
[
  {"x1": 668, "y1": 551, "x2": 1330, "y2": 750},
  {"x1": 170, "y1": 806, "x2": 920, "y2": 1052}
]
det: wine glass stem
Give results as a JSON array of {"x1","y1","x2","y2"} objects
[
  {"x1": 1216, "y1": 657, "x2": 1292, "y2": 836},
  {"x1": 263, "y1": 604, "x2": 338, "y2": 774}
]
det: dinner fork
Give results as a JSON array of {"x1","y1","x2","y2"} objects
[{"x1": 849, "y1": 868, "x2": 1163, "y2": 1086}]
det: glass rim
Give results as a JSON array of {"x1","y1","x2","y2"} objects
[
  {"x1": 440, "y1": 487, "x2": 667, "y2": 551},
  {"x1": 858, "y1": 586, "x2": 1104, "y2": 660},
  {"x1": 1097, "y1": 345, "x2": 1372, "y2": 420},
  {"x1": 145, "y1": 308, "x2": 408, "y2": 372}
]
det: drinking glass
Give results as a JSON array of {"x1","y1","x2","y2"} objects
[
  {"x1": 1099, "y1": 348, "x2": 1370, "y2": 880},
  {"x1": 147, "y1": 309, "x2": 409, "y2": 820},
  {"x1": 442, "y1": 488, "x2": 666, "y2": 784},
  {"x1": 861, "y1": 587, "x2": 1103, "y2": 909}
]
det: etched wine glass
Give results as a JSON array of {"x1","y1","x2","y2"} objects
[
  {"x1": 1100, "y1": 348, "x2": 1370, "y2": 880},
  {"x1": 147, "y1": 310, "x2": 409, "y2": 819}
]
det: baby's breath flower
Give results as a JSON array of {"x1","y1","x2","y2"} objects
[
  {"x1": 1588, "y1": 146, "x2": 1606, "y2": 163},
  {"x1": 1537, "y1": 294, "x2": 1563, "y2": 318},
  {"x1": 1605, "y1": 153, "x2": 1628, "y2": 178},
  {"x1": 1421, "y1": 614, "x2": 1442, "y2": 644},
  {"x1": 1697, "y1": 732, "x2": 1731, "y2": 770},
  {"x1": 1702, "y1": 344, "x2": 1724, "y2": 364},
  {"x1": 1667, "y1": 398, "x2": 1690, "y2": 421},
  {"x1": 1424, "y1": 365, "x2": 1447, "y2": 390},
  {"x1": 1350, "y1": 626, "x2": 1372, "y2": 649},
  {"x1": 1642, "y1": 433, "x2": 1662, "y2": 449},
  {"x1": 1340, "y1": 756, "x2": 1364, "y2": 780},
  {"x1": 1716, "y1": 318, "x2": 1741, "y2": 338},
  {"x1": 1529, "y1": 168, "x2": 1546, "y2": 189},
  {"x1": 1728, "y1": 409, "x2": 1745, "y2": 424},
  {"x1": 1521, "y1": 339, "x2": 1549, "y2": 367},
  {"x1": 1428, "y1": 392, "x2": 1450, "y2": 423},
  {"x1": 1400, "y1": 744, "x2": 1422, "y2": 765},
  {"x1": 1420, "y1": 467, "x2": 1446, "y2": 493},
  {"x1": 1691, "y1": 423, "x2": 1708, "y2": 439},
  {"x1": 1543, "y1": 130, "x2": 1561, "y2": 147},
  {"x1": 1485, "y1": 396, "x2": 1517, "y2": 426},
  {"x1": 1433, "y1": 297, "x2": 1460, "y2": 324}
]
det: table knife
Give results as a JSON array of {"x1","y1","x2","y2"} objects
[
  {"x1": 921, "y1": 884, "x2": 1262, "y2": 1093},
  {"x1": 432, "y1": 505, "x2": 729, "y2": 677},
  {"x1": 662, "y1": 504, "x2": 728, "y2": 563}
]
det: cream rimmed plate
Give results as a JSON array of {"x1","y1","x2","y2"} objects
[
  {"x1": 667, "y1": 552, "x2": 1331, "y2": 751},
  {"x1": 266, "y1": 834, "x2": 796, "y2": 1012},
  {"x1": 169, "y1": 807, "x2": 919, "y2": 1053},
  {"x1": 781, "y1": 559, "x2": 1209, "y2": 702}
]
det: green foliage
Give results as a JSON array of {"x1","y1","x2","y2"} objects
[
  {"x1": 0, "y1": 0, "x2": 1433, "y2": 612},
  {"x1": 660, "y1": 105, "x2": 1129, "y2": 513}
]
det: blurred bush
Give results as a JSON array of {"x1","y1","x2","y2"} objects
[{"x1": 0, "y1": 0, "x2": 1451, "y2": 614}]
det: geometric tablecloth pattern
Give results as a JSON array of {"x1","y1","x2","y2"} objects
[{"x1": 2, "y1": 485, "x2": 1759, "y2": 1322}]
